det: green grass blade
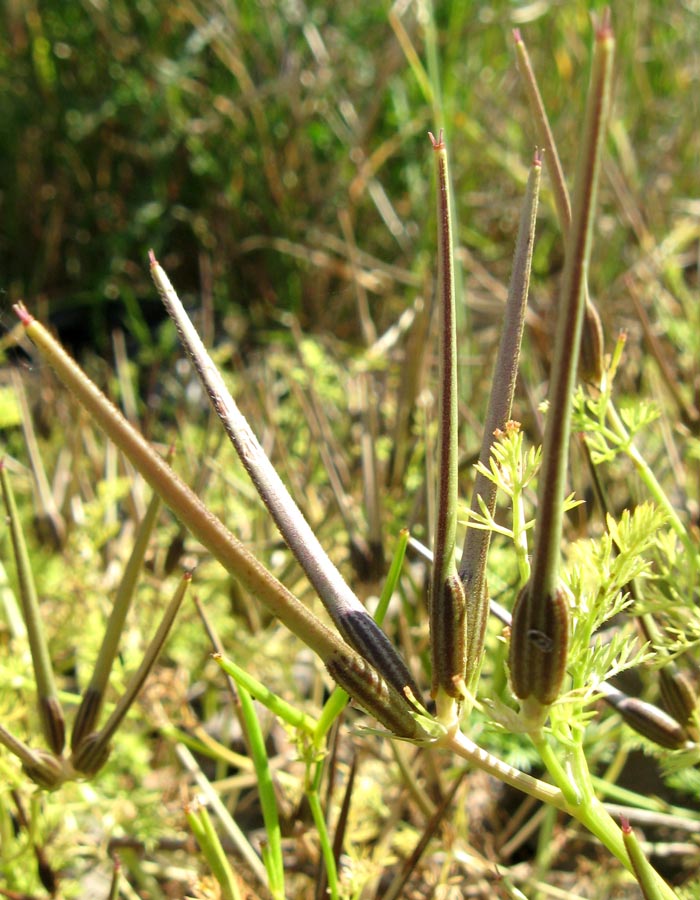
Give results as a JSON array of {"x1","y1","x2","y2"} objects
[
  {"x1": 237, "y1": 684, "x2": 285, "y2": 899},
  {"x1": 214, "y1": 653, "x2": 318, "y2": 735}
]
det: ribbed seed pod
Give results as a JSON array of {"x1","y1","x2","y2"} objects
[
  {"x1": 325, "y1": 651, "x2": 428, "y2": 741},
  {"x1": 659, "y1": 664, "x2": 698, "y2": 739},
  {"x1": 579, "y1": 298, "x2": 605, "y2": 386},
  {"x1": 71, "y1": 731, "x2": 113, "y2": 776},
  {"x1": 509, "y1": 584, "x2": 569, "y2": 706},
  {"x1": 606, "y1": 691, "x2": 690, "y2": 750},
  {"x1": 71, "y1": 686, "x2": 102, "y2": 752},
  {"x1": 40, "y1": 695, "x2": 66, "y2": 756},
  {"x1": 430, "y1": 574, "x2": 467, "y2": 699},
  {"x1": 23, "y1": 750, "x2": 66, "y2": 790}
]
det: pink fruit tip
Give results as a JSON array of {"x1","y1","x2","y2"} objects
[
  {"x1": 620, "y1": 815, "x2": 631, "y2": 834},
  {"x1": 148, "y1": 249, "x2": 157, "y2": 267},
  {"x1": 512, "y1": 28, "x2": 522, "y2": 42},
  {"x1": 13, "y1": 302, "x2": 33, "y2": 325},
  {"x1": 595, "y1": 7, "x2": 613, "y2": 39},
  {"x1": 428, "y1": 129, "x2": 445, "y2": 149},
  {"x1": 533, "y1": 147, "x2": 544, "y2": 166}
]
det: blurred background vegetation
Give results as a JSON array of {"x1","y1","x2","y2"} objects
[
  {"x1": 2, "y1": 1, "x2": 700, "y2": 896},
  {"x1": 2, "y1": 1, "x2": 697, "y2": 356}
]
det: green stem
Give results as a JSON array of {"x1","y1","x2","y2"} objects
[
  {"x1": 445, "y1": 729, "x2": 567, "y2": 810},
  {"x1": 539, "y1": 728, "x2": 679, "y2": 899},
  {"x1": 185, "y1": 803, "x2": 241, "y2": 900},
  {"x1": 307, "y1": 769, "x2": 339, "y2": 900},
  {"x1": 238, "y1": 685, "x2": 285, "y2": 899},
  {"x1": 531, "y1": 732, "x2": 581, "y2": 808}
]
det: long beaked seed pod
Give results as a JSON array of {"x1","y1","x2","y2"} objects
[
  {"x1": 511, "y1": 28, "x2": 605, "y2": 388},
  {"x1": 509, "y1": 584, "x2": 569, "y2": 707},
  {"x1": 460, "y1": 150, "x2": 542, "y2": 702},
  {"x1": 427, "y1": 130, "x2": 463, "y2": 714},
  {"x1": 526, "y1": 17, "x2": 615, "y2": 610},
  {"x1": 148, "y1": 253, "x2": 420, "y2": 703}
]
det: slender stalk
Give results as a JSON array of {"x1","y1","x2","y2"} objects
[
  {"x1": 175, "y1": 741, "x2": 269, "y2": 888},
  {"x1": 214, "y1": 654, "x2": 318, "y2": 735},
  {"x1": 529, "y1": 18, "x2": 614, "y2": 605},
  {"x1": 0, "y1": 461, "x2": 65, "y2": 755},
  {"x1": 513, "y1": 27, "x2": 605, "y2": 385},
  {"x1": 72, "y1": 476, "x2": 164, "y2": 750},
  {"x1": 460, "y1": 151, "x2": 542, "y2": 699},
  {"x1": 71, "y1": 571, "x2": 191, "y2": 775},
  {"x1": 307, "y1": 765, "x2": 339, "y2": 900}
]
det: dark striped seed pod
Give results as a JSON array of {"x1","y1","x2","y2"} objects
[
  {"x1": 579, "y1": 297, "x2": 605, "y2": 386},
  {"x1": 23, "y1": 750, "x2": 65, "y2": 790},
  {"x1": 39, "y1": 695, "x2": 66, "y2": 757},
  {"x1": 431, "y1": 574, "x2": 467, "y2": 699},
  {"x1": 509, "y1": 584, "x2": 569, "y2": 706},
  {"x1": 71, "y1": 731, "x2": 113, "y2": 776},
  {"x1": 71, "y1": 686, "x2": 102, "y2": 753},
  {"x1": 325, "y1": 651, "x2": 428, "y2": 741},
  {"x1": 606, "y1": 691, "x2": 690, "y2": 750},
  {"x1": 336, "y1": 609, "x2": 422, "y2": 702},
  {"x1": 658, "y1": 664, "x2": 698, "y2": 739}
]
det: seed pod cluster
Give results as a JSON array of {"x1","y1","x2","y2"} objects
[{"x1": 509, "y1": 583, "x2": 569, "y2": 706}]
